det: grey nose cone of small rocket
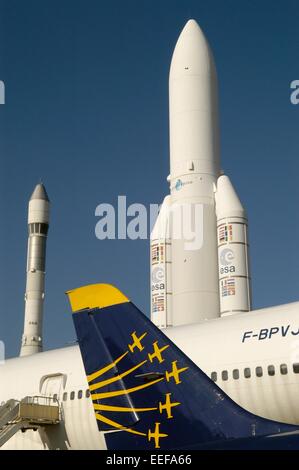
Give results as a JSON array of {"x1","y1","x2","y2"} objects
[
  {"x1": 20, "y1": 183, "x2": 50, "y2": 356},
  {"x1": 30, "y1": 183, "x2": 50, "y2": 202}
]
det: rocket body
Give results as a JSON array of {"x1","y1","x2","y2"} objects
[
  {"x1": 20, "y1": 184, "x2": 50, "y2": 356},
  {"x1": 169, "y1": 21, "x2": 220, "y2": 326},
  {"x1": 151, "y1": 20, "x2": 252, "y2": 327}
]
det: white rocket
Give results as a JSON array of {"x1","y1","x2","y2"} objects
[
  {"x1": 20, "y1": 183, "x2": 50, "y2": 356},
  {"x1": 150, "y1": 20, "x2": 251, "y2": 328}
]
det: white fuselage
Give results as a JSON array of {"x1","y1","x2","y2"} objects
[{"x1": 1, "y1": 301, "x2": 299, "y2": 449}]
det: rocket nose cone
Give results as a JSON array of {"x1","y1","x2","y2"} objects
[
  {"x1": 182, "y1": 19, "x2": 202, "y2": 34},
  {"x1": 179, "y1": 19, "x2": 209, "y2": 46},
  {"x1": 170, "y1": 19, "x2": 216, "y2": 78},
  {"x1": 30, "y1": 183, "x2": 50, "y2": 202}
]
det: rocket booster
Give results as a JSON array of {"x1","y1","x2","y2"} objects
[
  {"x1": 151, "y1": 20, "x2": 251, "y2": 327},
  {"x1": 20, "y1": 183, "x2": 50, "y2": 356},
  {"x1": 216, "y1": 176, "x2": 251, "y2": 316}
]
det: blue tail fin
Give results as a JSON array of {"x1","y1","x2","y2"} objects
[{"x1": 67, "y1": 283, "x2": 296, "y2": 450}]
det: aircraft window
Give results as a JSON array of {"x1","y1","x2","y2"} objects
[
  {"x1": 86, "y1": 389, "x2": 91, "y2": 398},
  {"x1": 293, "y1": 363, "x2": 299, "y2": 374},
  {"x1": 280, "y1": 364, "x2": 288, "y2": 375},
  {"x1": 211, "y1": 372, "x2": 217, "y2": 382},
  {"x1": 53, "y1": 394, "x2": 58, "y2": 401},
  {"x1": 222, "y1": 370, "x2": 228, "y2": 381},
  {"x1": 70, "y1": 391, "x2": 75, "y2": 400},
  {"x1": 63, "y1": 392, "x2": 67, "y2": 401},
  {"x1": 268, "y1": 365, "x2": 275, "y2": 376},
  {"x1": 256, "y1": 366, "x2": 263, "y2": 377},
  {"x1": 244, "y1": 368, "x2": 251, "y2": 378},
  {"x1": 78, "y1": 390, "x2": 83, "y2": 399},
  {"x1": 233, "y1": 369, "x2": 239, "y2": 380}
]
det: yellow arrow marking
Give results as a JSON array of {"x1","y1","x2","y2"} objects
[
  {"x1": 87, "y1": 351, "x2": 128, "y2": 383},
  {"x1": 94, "y1": 403, "x2": 157, "y2": 413},
  {"x1": 91, "y1": 377, "x2": 164, "y2": 400},
  {"x1": 89, "y1": 360, "x2": 147, "y2": 391}
]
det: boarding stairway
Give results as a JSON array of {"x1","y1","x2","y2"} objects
[{"x1": 0, "y1": 396, "x2": 60, "y2": 448}]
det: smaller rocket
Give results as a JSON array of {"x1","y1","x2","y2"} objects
[{"x1": 20, "y1": 183, "x2": 50, "y2": 357}]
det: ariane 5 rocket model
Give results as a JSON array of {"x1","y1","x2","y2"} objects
[
  {"x1": 150, "y1": 20, "x2": 251, "y2": 328},
  {"x1": 20, "y1": 183, "x2": 50, "y2": 356}
]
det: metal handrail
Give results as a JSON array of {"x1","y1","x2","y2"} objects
[{"x1": 21, "y1": 395, "x2": 59, "y2": 407}]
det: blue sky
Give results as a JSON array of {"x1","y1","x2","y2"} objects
[{"x1": 0, "y1": 0, "x2": 298, "y2": 358}]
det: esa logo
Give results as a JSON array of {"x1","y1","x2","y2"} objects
[
  {"x1": 175, "y1": 179, "x2": 183, "y2": 191},
  {"x1": 151, "y1": 266, "x2": 165, "y2": 291},
  {"x1": 220, "y1": 265, "x2": 236, "y2": 275},
  {"x1": 152, "y1": 283, "x2": 165, "y2": 291},
  {"x1": 152, "y1": 266, "x2": 164, "y2": 283},
  {"x1": 219, "y1": 248, "x2": 236, "y2": 274},
  {"x1": 220, "y1": 248, "x2": 234, "y2": 265}
]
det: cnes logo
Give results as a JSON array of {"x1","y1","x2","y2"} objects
[
  {"x1": 290, "y1": 80, "x2": 299, "y2": 105},
  {"x1": 0, "y1": 80, "x2": 4, "y2": 105}
]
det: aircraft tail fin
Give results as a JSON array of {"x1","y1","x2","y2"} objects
[{"x1": 67, "y1": 283, "x2": 296, "y2": 450}]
